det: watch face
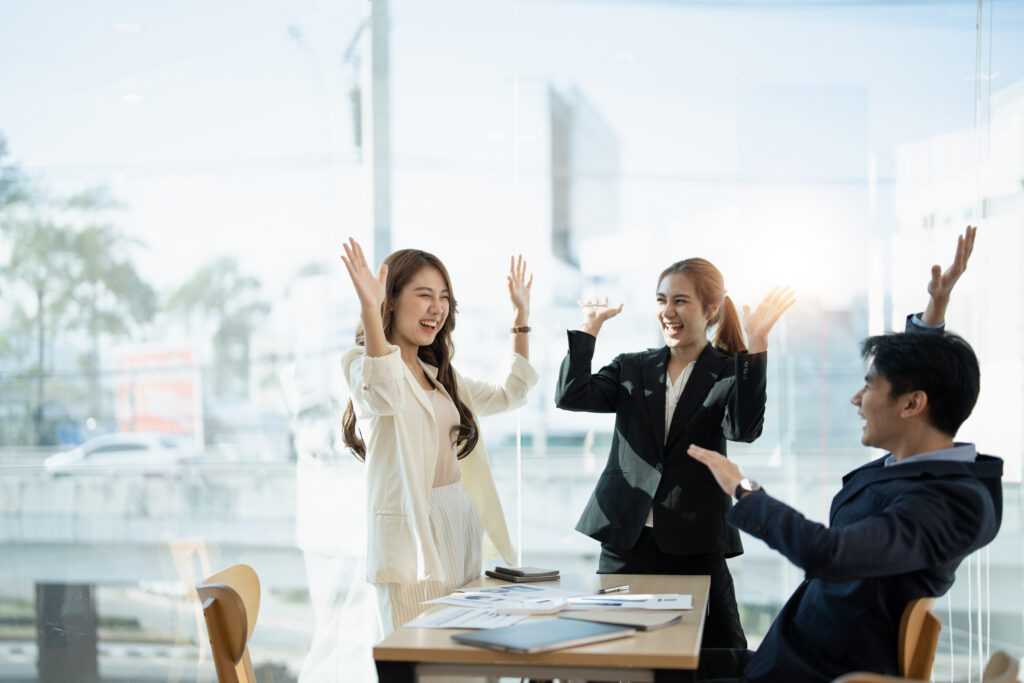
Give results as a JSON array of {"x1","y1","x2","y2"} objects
[{"x1": 735, "y1": 478, "x2": 759, "y2": 500}]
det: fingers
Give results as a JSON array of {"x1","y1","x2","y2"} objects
[
  {"x1": 351, "y1": 238, "x2": 368, "y2": 268},
  {"x1": 340, "y1": 241, "x2": 359, "y2": 280},
  {"x1": 755, "y1": 286, "x2": 796, "y2": 321},
  {"x1": 377, "y1": 263, "x2": 388, "y2": 285},
  {"x1": 687, "y1": 443, "x2": 722, "y2": 463},
  {"x1": 339, "y1": 253, "x2": 356, "y2": 280},
  {"x1": 947, "y1": 225, "x2": 976, "y2": 278},
  {"x1": 578, "y1": 296, "x2": 609, "y2": 310},
  {"x1": 761, "y1": 285, "x2": 796, "y2": 308},
  {"x1": 342, "y1": 238, "x2": 371, "y2": 273},
  {"x1": 509, "y1": 254, "x2": 531, "y2": 287},
  {"x1": 954, "y1": 225, "x2": 976, "y2": 273}
]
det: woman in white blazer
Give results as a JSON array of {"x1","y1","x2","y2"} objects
[{"x1": 339, "y1": 238, "x2": 538, "y2": 633}]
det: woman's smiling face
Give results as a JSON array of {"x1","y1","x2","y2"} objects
[
  {"x1": 656, "y1": 272, "x2": 717, "y2": 350},
  {"x1": 389, "y1": 266, "x2": 450, "y2": 351}
]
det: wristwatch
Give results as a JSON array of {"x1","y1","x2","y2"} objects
[{"x1": 734, "y1": 477, "x2": 761, "y2": 501}]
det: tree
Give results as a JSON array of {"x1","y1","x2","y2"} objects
[
  {"x1": 61, "y1": 188, "x2": 156, "y2": 417},
  {"x1": 0, "y1": 133, "x2": 26, "y2": 209},
  {"x1": 1, "y1": 179, "x2": 156, "y2": 443},
  {"x1": 166, "y1": 258, "x2": 270, "y2": 398},
  {"x1": 65, "y1": 221, "x2": 158, "y2": 417},
  {"x1": 0, "y1": 207, "x2": 76, "y2": 443}
]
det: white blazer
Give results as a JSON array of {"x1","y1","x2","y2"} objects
[{"x1": 342, "y1": 344, "x2": 539, "y2": 585}]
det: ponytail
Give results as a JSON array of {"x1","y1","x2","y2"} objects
[{"x1": 712, "y1": 295, "x2": 747, "y2": 355}]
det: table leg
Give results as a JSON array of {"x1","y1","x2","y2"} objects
[{"x1": 376, "y1": 660, "x2": 416, "y2": 682}]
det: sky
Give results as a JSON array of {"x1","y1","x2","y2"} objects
[{"x1": 1, "y1": 0, "x2": 1022, "y2": 310}]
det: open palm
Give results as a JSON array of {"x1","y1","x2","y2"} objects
[
  {"x1": 743, "y1": 286, "x2": 796, "y2": 348},
  {"x1": 508, "y1": 254, "x2": 533, "y2": 318},
  {"x1": 928, "y1": 225, "x2": 976, "y2": 301},
  {"x1": 340, "y1": 238, "x2": 387, "y2": 311}
]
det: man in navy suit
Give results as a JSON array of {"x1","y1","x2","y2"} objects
[{"x1": 687, "y1": 227, "x2": 1002, "y2": 682}]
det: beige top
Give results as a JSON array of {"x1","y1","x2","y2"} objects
[{"x1": 428, "y1": 385, "x2": 461, "y2": 488}]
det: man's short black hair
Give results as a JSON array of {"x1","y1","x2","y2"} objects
[{"x1": 860, "y1": 331, "x2": 980, "y2": 437}]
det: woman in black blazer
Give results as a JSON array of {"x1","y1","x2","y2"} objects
[{"x1": 555, "y1": 257, "x2": 794, "y2": 648}]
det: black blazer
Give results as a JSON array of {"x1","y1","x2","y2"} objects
[{"x1": 555, "y1": 330, "x2": 767, "y2": 556}]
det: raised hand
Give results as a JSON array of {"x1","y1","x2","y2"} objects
[
  {"x1": 743, "y1": 286, "x2": 796, "y2": 353},
  {"x1": 578, "y1": 296, "x2": 624, "y2": 337},
  {"x1": 922, "y1": 225, "x2": 976, "y2": 325},
  {"x1": 508, "y1": 254, "x2": 533, "y2": 323},
  {"x1": 340, "y1": 238, "x2": 388, "y2": 314}
]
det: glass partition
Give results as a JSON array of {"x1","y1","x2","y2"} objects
[{"x1": 1, "y1": 1, "x2": 1022, "y2": 681}]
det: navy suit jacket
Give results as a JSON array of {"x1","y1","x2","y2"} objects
[
  {"x1": 555, "y1": 330, "x2": 767, "y2": 556},
  {"x1": 732, "y1": 453, "x2": 1003, "y2": 682}
]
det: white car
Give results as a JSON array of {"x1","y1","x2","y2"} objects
[{"x1": 43, "y1": 432, "x2": 199, "y2": 475}]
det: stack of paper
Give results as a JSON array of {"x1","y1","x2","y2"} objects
[
  {"x1": 409, "y1": 583, "x2": 694, "y2": 632},
  {"x1": 566, "y1": 593, "x2": 693, "y2": 610}
]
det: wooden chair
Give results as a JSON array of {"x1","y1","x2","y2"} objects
[
  {"x1": 899, "y1": 597, "x2": 942, "y2": 680},
  {"x1": 833, "y1": 597, "x2": 941, "y2": 682},
  {"x1": 196, "y1": 563, "x2": 261, "y2": 683},
  {"x1": 983, "y1": 651, "x2": 1022, "y2": 683},
  {"x1": 834, "y1": 650, "x2": 1020, "y2": 682}
]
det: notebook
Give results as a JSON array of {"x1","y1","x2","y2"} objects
[
  {"x1": 485, "y1": 569, "x2": 559, "y2": 583},
  {"x1": 559, "y1": 610, "x2": 683, "y2": 631},
  {"x1": 493, "y1": 566, "x2": 560, "y2": 578},
  {"x1": 451, "y1": 616, "x2": 636, "y2": 654}
]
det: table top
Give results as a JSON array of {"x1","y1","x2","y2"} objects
[{"x1": 373, "y1": 573, "x2": 710, "y2": 670}]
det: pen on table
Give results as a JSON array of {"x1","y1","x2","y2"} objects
[{"x1": 597, "y1": 584, "x2": 629, "y2": 594}]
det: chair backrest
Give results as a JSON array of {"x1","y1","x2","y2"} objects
[
  {"x1": 196, "y1": 563, "x2": 261, "y2": 683},
  {"x1": 898, "y1": 597, "x2": 941, "y2": 680},
  {"x1": 984, "y1": 650, "x2": 1022, "y2": 683}
]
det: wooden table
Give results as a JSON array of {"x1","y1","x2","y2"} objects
[{"x1": 374, "y1": 573, "x2": 710, "y2": 682}]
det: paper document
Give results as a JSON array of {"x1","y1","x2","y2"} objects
[
  {"x1": 454, "y1": 583, "x2": 582, "y2": 599},
  {"x1": 406, "y1": 607, "x2": 528, "y2": 629},
  {"x1": 567, "y1": 593, "x2": 693, "y2": 610},
  {"x1": 430, "y1": 583, "x2": 584, "y2": 609},
  {"x1": 494, "y1": 597, "x2": 568, "y2": 615}
]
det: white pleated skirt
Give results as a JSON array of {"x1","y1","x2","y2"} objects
[{"x1": 373, "y1": 481, "x2": 484, "y2": 634}]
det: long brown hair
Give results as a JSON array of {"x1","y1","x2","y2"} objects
[
  {"x1": 342, "y1": 249, "x2": 480, "y2": 460},
  {"x1": 657, "y1": 258, "x2": 747, "y2": 355}
]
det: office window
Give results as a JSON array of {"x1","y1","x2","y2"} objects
[{"x1": 1, "y1": 1, "x2": 1021, "y2": 680}]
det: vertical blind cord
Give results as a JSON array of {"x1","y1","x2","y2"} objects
[
  {"x1": 513, "y1": 0, "x2": 523, "y2": 568},
  {"x1": 948, "y1": 594, "x2": 955, "y2": 683},
  {"x1": 967, "y1": 0, "x2": 988, "y2": 672},
  {"x1": 983, "y1": 0, "x2": 994, "y2": 671},
  {"x1": 967, "y1": 554, "x2": 974, "y2": 681}
]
